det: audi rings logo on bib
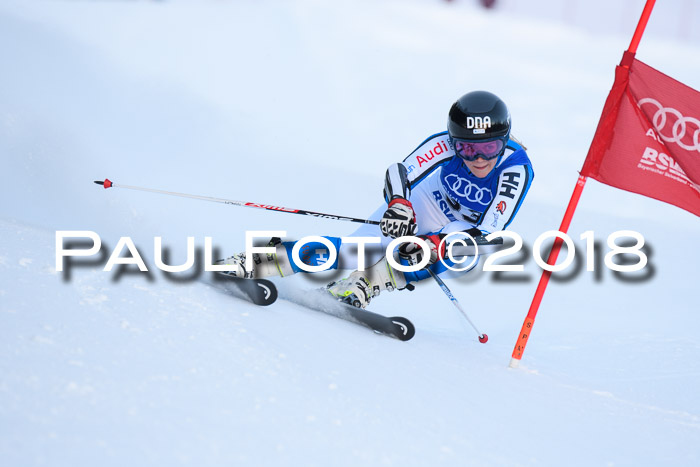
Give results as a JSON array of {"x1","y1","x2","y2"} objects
[
  {"x1": 443, "y1": 174, "x2": 493, "y2": 205},
  {"x1": 638, "y1": 98, "x2": 700, "y2": 153}
]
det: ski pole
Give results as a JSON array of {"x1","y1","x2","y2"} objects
[
  {"x1": 428, "y1": 269, "x2": 488, "y2": 343},
  {"x1": 93, "y1": 178, "x2": 380, "y2": 225}
]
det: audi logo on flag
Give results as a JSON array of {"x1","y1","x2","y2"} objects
[{"x1": 638, "y1": 97, "x2": 700, "y2": 152}]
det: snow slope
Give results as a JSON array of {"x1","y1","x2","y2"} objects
[{"x1": 1, "y1": 0, "x2": 699, "y2": 466}]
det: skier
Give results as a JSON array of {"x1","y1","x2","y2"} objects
[{"x1": 217, "y1": 91, "x2": 534, "y2": 308}]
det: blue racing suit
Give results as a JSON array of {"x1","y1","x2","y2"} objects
[{"x1": 280, "y1": 132, "x2": 534, "y2": 284}]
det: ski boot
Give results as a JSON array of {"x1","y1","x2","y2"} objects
[
  {"x1": 326, "y1": 257, "x2": 407, "y2": 308},
  {"x1": 215, "y1": 238, "x2": 294, "y2": 279}
]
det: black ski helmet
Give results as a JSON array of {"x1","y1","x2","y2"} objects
[{"x1": 447, "y1": 91, "x2": 511, "y2": 144}]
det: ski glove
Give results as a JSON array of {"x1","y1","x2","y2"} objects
[
  {"x1": 398, "y1": 233, "x2": 446, "y2": 268},
  {"x1": 380, "y1": 197, "x2": 417, "y2": 238}
]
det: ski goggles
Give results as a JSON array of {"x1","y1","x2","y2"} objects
[{"x1": 453, "y1": 138, "x2": 504, "y2": 161}]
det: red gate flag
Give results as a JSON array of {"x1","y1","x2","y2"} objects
[
  {"x1": 581, "y1": 58, "x2": 700, "y2": 216},
  {"x1": 509, "y1": 0, "x2": 665, "y2": 369}
]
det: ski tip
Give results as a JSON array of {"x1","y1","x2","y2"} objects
[
  {"x1": 255, "y1": 279, "x2": 278, "y2": 306},
  {"x1": 390, "y1": 316, "x2": 416, "y2": 341},
  {"x1": 93, "y1": 178, "x2": 113, "y2": 189}
]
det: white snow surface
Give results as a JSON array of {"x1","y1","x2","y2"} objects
[{"x1": 1, "y1": 0, "x2": 699, "y2": 466}]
